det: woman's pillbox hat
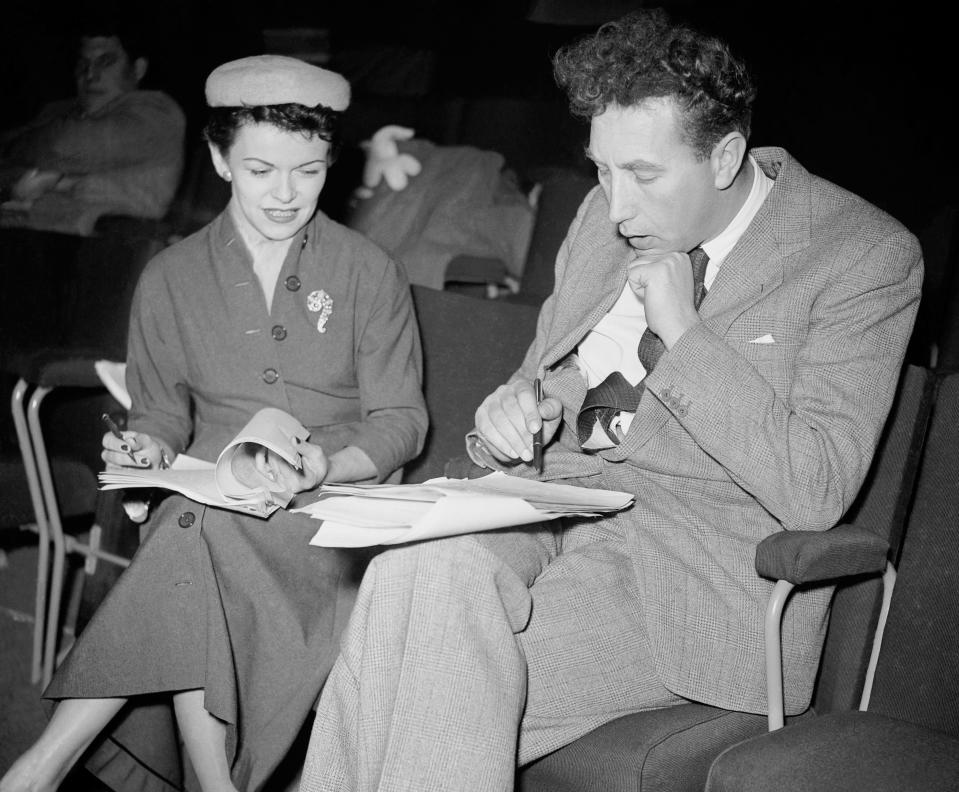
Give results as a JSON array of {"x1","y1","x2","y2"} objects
[{"x1": 205, "y1": 55, "x2": 350, "y2": 111}]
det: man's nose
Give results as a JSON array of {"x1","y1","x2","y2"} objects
[
  {"x1": 606, "y1": 179, "x2": 633, "y2": 225},
  {"x1": 76, "y1": 60, "x2": 100, "y2": 82}
]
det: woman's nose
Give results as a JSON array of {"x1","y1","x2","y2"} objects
[{"x1": 272, "y1": 175, "x2": 296, "y2": 202}]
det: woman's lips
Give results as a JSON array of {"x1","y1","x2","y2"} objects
[{"x1": 263, "y1": 208, "x2": 299, "y2": 223}]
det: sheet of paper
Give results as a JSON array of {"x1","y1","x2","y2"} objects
[
  {"x1": 319, "y1": 472, "x2": 633, "y2": 511},
  {"x1": 94, "y1": 360, "x2": 131, "y2": 409},
  {"x1": 306, "y1": 493, "x2": 550, "y2": 547},
  {"x1": 215, "y1": 408, "x2": 309, "y2": 498},
  {"x1": 300, "y1": 472, "x2": 634, "y2": 547},
  {"x1": 97, "y1": 407, "x2": 309, "y2": 518},
  {"x1": 99, "y1": 468, "x2": 280, "y2": 517}
]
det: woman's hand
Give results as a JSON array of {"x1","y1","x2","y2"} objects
[
  {"x1": 243, "y1": 439, "x2": 330, "y2": 495},
  {"x1": 101, "y1": 430, "x2": 166, "y2": 469}
]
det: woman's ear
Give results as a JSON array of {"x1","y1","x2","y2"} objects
[
  {"x1": 208, "y1": 143, "x2": 232, "y2": 182},
  {"x1": 710, "y1": 132, "x2": 747, "y2": 190}
]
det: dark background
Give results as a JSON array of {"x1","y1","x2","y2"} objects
[{"x1": 1, "y1": 0, "x2": 954, "y2": 235}]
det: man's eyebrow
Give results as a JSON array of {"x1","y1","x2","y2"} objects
[
  {"x1": 582, "y1": 148, "x2": 663, "y2": 172},
  {"x1": 622, "y1": 158, "x2": 664, "y2": 172}
]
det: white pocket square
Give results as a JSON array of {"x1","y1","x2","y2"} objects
[{"x1": 749, "y1": 334, "x2": 776, "y2": 344}]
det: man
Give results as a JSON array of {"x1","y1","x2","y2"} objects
[
  {"x1": 299, "y1": 9, "x2": 922, "y2": 791},
  {"x1": 0, "y1": 23, "x2": 185, "y2": 234}
]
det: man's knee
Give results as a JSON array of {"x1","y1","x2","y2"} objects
[{"x1": 364, "y1": 534, "x2": 546, "y2": 632}]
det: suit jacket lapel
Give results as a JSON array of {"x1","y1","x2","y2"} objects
[
  {"x1": 541, "y1": 204, "x2": 631, "y2": 370},
  {"x1": 701, "y1": 148, "x2": 810, "y2": 335},
  {"x1": 618, "y1": 148, "x2": 809, "y2": 457}
]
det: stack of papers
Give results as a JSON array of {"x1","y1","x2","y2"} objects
[
  {"x1": 295, "y1": 472, "x2": 634, "y2": 547},
  {"x1": 98, "y1": 408, "x2": 309, "y2": 517}
]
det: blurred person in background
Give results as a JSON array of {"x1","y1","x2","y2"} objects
[{"x1": 0, "y1": 18, "x2": 185, "y2": 234}]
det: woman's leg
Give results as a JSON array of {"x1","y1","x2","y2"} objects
[
  {"x1": 173, "y1": 690, "x2": 237, "y2": 792},
  {"x1": 0, "y1": 697, "x2": 125, "y2": 792}
]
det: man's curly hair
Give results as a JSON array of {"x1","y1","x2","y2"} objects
[{"x1": 553, "y1": 8, "x2": 756, "y2": 159}]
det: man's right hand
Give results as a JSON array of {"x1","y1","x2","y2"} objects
[
  {"x1": 474, "y1": 379, "x2": 563, "y2": 464},
  {"x1": 626, "y1": 249, "x2": 702, "y2": 350}
]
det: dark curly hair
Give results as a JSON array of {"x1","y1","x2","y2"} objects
[
  {"x1": 553, "y1": 8, "x2": 756, "y2": 159},
  {"x1": 204, "y1": 103, "x2": 343, "y2": 161}
]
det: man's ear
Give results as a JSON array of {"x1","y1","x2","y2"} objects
[
  {"x1": 133, "y1": 57, "x2": 148, "y2": 84},
  {"x1": 711, "y1": 131, "x2": 747, "y2": 190}
]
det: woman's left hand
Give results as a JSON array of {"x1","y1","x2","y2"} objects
[{"x1": 253, "y1": 439, "x2": 329, "y2": 494}]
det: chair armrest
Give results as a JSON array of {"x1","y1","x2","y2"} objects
[
  {"x1": 755, "y1": 526, "x2": 889, "y2": 585},
  {"x1": 760, "y1": 526, "x2": 891, "y2": 731}
]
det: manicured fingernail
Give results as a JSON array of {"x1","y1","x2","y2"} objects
[
  {"x1": 120, "y1": 444, "x2": 130, "y2": 452},
  {"x1": 139, "y1": 457, "x2": 150, "y2": 466}
]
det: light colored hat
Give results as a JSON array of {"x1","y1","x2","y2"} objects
[{"x1": 205, "y1": 55, "x2": 350, "y2": 111}]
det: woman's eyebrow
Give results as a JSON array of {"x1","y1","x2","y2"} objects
[{"x1": 241, "y1": 158, "x2": 326, "y2": 167}]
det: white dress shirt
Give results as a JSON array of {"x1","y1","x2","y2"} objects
[{"x1": 577, "y1": 154, "x2": 774, "y2": 448}]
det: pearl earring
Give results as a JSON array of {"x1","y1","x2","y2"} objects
[{"x1": 223, "y1": 171, "x2": 232, "y2": 182}]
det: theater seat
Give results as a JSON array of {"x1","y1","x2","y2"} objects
[
  {"x1": 403, "y1": 285, "x2": 540, "y2": 482},
  {"x1": 705, "y1": 370, "x2": 959, "y2": 792},
  {"x1": 518, "y1": 364, "x2": 936, "y2": 792}
]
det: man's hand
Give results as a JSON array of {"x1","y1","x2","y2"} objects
[
  {"x1": 627, "y1": 250, "x2": 702, "y2": 349},
  {"x1": 11, "y1": 169, "x2": 62, "y2": 203},
  {"x1": 474, "y1": 379, "x2": 563, "y2": 464}
]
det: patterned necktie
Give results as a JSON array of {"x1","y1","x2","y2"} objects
[{"x1": 577, "y1": 247, "x2": 710, "y2": 446}]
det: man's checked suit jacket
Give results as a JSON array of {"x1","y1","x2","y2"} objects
[{"x1": 507, "y1": 147, "x2": 923, "y2": 715}]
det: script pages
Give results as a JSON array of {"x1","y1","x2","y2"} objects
[
  {"x1": 296, "y1": 472, "x2": 635, "y2": 547},
  {"x1": 98, "y1": 408, "x2": 310, "y2": 517}
]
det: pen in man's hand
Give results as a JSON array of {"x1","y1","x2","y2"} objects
[
  {"x1": 101, "y1": 412, "x2": 141, "y2": 465},
  {"x1": 532, "y1": 378, "x2": 544, "y2": 474}
]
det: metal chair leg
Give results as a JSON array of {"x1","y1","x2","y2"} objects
[
  {"x1": 26, "y1": 384, "x2": 63, "y2": 688},
  {"x1": 11, "y1": 378, "x2": 50, "y2": 686},
  {"x1": 764, "y1": 578, "x2": 795, "y2": 731}
]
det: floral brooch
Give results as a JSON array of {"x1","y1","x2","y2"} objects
[{"x1": 307, "y1": 289, "x2": 333, "y2": 333}]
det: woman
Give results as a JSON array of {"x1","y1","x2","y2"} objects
[{"x1": 1, "y1": 55, "x2": 427, "y2": 792}]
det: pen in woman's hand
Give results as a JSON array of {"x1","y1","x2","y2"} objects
[
  {"x1": 532, "y1": 378, "x2": 544, "y2": 474},
  {"x1": 101, "y1": 412, "x2": 141, "y2": 465}
]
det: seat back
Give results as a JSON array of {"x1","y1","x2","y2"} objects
[
  {"x1": 59, "y1": 228, "x2": 166, "y2": 361},
  {"x1": 164, "y1": 139, "x2": 231, "y2": 240},
  {"x1": 906, "y1": 204, "x2": 959, "y2": 367},
  {"x1": 0, "y1": 228, "x2": 85, "y2": 363},
  {"x1": 866, "y1": 370, "x2": 959, "y2": 736},
  {"x1": 812, "y1": 364, "x2": 937, "y2": 712},
  {"x1": 403, "y1": 285, "x2": 540, "y2": 483},
  {"x1": 507, "y1": 167, "x2": 595, "y2": 307}
]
